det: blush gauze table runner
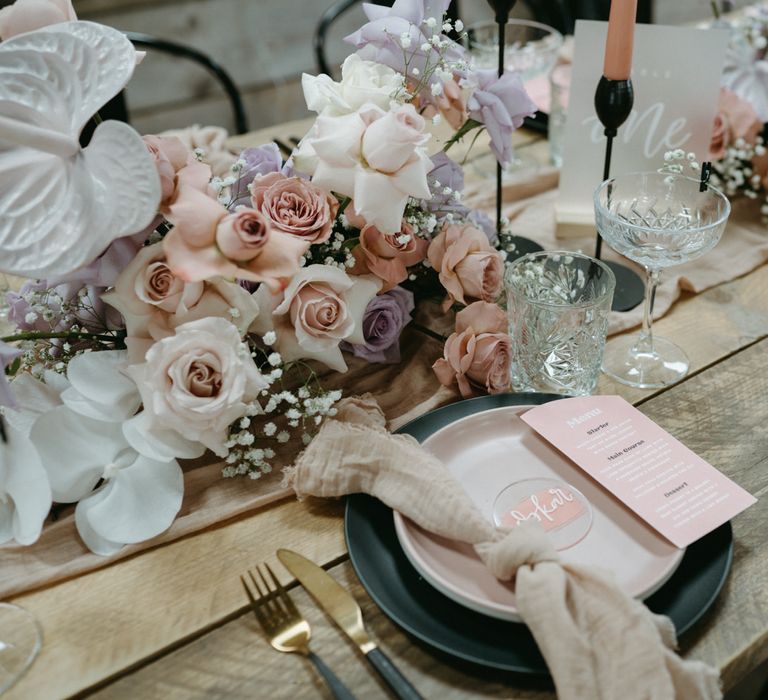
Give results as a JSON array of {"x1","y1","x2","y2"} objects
[{"x1": 285, "y1": 396, "x2": 722, "y2": 700}]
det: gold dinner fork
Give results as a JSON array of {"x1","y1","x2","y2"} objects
[{"x1": 241, "y1": 564, "x2": 357, "y2": 700}]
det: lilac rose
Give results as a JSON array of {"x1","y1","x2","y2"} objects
[
  {"x1": 345, "y1": 0, "x2": 465, "y2": 105},
  {"x1": 230, "y1": 143, "x2": 283, "y2": 207},
  {"x1": 341, "y1": 286, "x2": 414, "y2": 364},
  {"x1": 468, "y1": 69, "x2": 536, "y2": 167}
]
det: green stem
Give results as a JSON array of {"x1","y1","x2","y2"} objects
[
  {"x1": 411, "y1": 321, "x2": 449, "y2": 342},
  {"x1": 1, "y1": 331, "x2": 121, "y2": 344},
  {"x1": 710, "y1": 1, "x2": 720, "y2": 19},
  {"x1": 443, "y1": 119, "x2": 484, "y2": 153}
]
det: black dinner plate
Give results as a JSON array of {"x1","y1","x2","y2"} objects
[{"x1": 344, "y1": 393, "x2": 734, "y2": 675}]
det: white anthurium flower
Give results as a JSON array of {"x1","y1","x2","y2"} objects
[
  {"x1": 0, "y1": 421, "x2": 52, "y2": 546},
  {"x1": 60, "y1": 349, "x2": 142, "y2": 422},
  {"x1": 302, "y1": 54, "x2": 403, "y2": 117},
  {"x1": 309, "y1": 102, "x2": 432, "y2": 233},
  {"x1": 30, "y1": 404, "x2": 183, "y2": 555},
  {"x1": 251, "y1": 265, "x2": 381, "y2": 373}
]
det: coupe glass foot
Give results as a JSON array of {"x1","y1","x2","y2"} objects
[{"x1": 602, "y1": 335, "x2": 689, "y2": 389}]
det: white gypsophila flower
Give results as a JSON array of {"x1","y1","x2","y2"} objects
[
  {"x1": 267, "y1": 352, "x2": 282, "y2": 366},
  {"x1": 424, "y1": 16, "x2": 437, "y2": 28},
  {"x1": 262, "y1": 331, "x2": 277, "y2": 346},
  {"x1": 277, "y1": 431, "x2": 290, "y2": 443},
  {"x1": 263, "y1": 422, "x2": 277, "y2": 436}
]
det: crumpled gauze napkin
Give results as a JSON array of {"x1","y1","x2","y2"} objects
[{"x1": 284, "y1": 395, "x2": 721, "y2": 700}]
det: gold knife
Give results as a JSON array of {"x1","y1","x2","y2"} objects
[{"x1": 277, "y1": 548, "x2": 424, "y2": 700}]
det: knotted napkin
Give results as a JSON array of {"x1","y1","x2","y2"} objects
[{"x1": 284, "y1": 395, "x2": 722, "y2": 700}]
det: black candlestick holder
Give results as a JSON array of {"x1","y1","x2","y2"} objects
[
  {"x1": 593, "y1": 76, "x2": 645, "y2": 312},
  {"x1": 488, "y1": 0, "x2": 543, "y2": 260}
]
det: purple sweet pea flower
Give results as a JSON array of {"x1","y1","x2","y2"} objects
[
  {"x1": 0, "y1": 341, "x2": 22, "y2": 409},
  {"x1": 230, "y1": 143, "x2": 283, "y2": 208},
  {"x1": 345, "y1": 0, "x2": 465, "y2": 103},
  {"x1": 7, "y1": 280, "x2": 122, "y2": 333},
  {"x1": 423, "y1": 152, "x2": 468, "y2": 215},
  {"x1": 467, "y1": 209, "x2": 498, "y2": 245},
  {"x1": 467, "y1": 68, "x2": 536, "y2": 167},
  {"x1": 341, "y1": 286, "x2": 414, "y2": 364}
]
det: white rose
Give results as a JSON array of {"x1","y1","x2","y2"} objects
[
  {"x1": 125, "y1": 317, "x2": 269, "y2": 456},
  {"x1": 251, "y1": 264, "x2": 380, "y2": 373},
  {"x1": 302, "y1": 55, "x2": 402, "y2": 117},
  {"x1": 308, "y1": 102, "x2": 432, "y2": 233}
]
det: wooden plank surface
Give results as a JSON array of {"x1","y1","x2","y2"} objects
[{"x1": 87, "y1": 337, "x2": 768, "y2": 699}]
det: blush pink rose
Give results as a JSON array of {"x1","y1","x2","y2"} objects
[
  {"x1": 163, "y1": 162, "x2": 307, "y2": 286},
  {"x1": 433, "y1": 301, "x2": 511, "y2": 398},
  {"x1": 251, "y1": 264, "x2": 380, "y2": 372},
  {"x1": 143, "y1": 135, "x2": 191, "y2": 205},
  {"x1": 436, "y1": 77, "x2": 468, "y2": 130},
  {"x1": 102, "y1": 242, "x2": 261, "y2": 363},
  {"x1": 0, "y1": 0, "x2": 76, "y2": 39},
  {"x1": 349, "y1": 222, "x2": 428, "y2": 292},
  {"x1": 427, "y1": 223, "x2": 504, "y2": 309},
  {"x1": 709, "y1": 88, "x2": 763, "y2": 161},
  {"x1": 251, "y1": 172, "x2": 338, "y2": 244}
]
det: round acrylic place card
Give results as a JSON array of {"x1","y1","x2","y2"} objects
[{"x1": 492, "y1": 477, "x2": 593, "y2": 551}]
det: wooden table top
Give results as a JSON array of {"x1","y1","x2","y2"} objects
[{"x1": 6, "y1": 117, "x2": 768, "y2": 700}]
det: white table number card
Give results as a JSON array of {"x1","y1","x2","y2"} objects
[{"x1": 555, "y1": 21, "x2": 730, "y2": 238}]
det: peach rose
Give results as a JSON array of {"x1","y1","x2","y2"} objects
[
  {"x1": 143, "y1": 135, "x2": 191, "y2": 205},
  {"x1": 709, "y1": 88, "x2": 763, "y2": 161},
  {"x1": 251, "y1": 264, "x2": 380, "y2": 372},
  {"x1": 349, "y1": 222, "x2": 428, "y2": 292},
  {"x1": 436, "y1": 77, "x2": 468, "y2": 130},
  {"x1": 433, "y1": 301, "x2": 511, "y2": 398},
  {"x1": 251, "y1": 172, "x2": 338, "y2": 244},
  {"x1": 103, "y1": 242, "x2": 261, "y2": 363},
  {"x1": 162, "y1": 162, "x2": 307, "y2": 286},
  {"x1": 0, "y1": 0, "x2": 76, "y2": 40},
  {"x1": 427, "y1": 223, "x2": 504, "y2": 309}
]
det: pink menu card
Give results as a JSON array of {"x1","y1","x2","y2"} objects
[{"x1": 521, "y1": 396, "x2": 756, "y2": 548}]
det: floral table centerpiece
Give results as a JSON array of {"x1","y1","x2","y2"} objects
[{"x1": 0, "y1": 0, "x2": 536, "y2": 554}]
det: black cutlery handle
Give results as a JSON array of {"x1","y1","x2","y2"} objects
[
  {"x1": 366, "y1": 647, "x2": 423, "y2": 700},
  {"x1": 308, "y1": 651, "x2": 358, "y2": 700}
]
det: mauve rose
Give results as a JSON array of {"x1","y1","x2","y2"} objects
[
  {"x1": 251, "y1": 172, "x2": 337, "y2": 244},
  {"x1": 427, "y1": 223, "x2": 504, "y2": 308},
  {"x1": 341, "y1": 287, "x2": 414, "y2": 364},
  {"x1": 423, "y1": 152, "x2": 468, "y2": 217},
  {"x1": 103, "y1": 242, "x2": 260, "y2": 363},
  {"x1": 349, "y1": 222, "x2": 428, "y2": 292},
  {"x1": 432, "y1": 301, "x2": 511, "y2": 398},
  {"x1": 0, "y1": 0, "x2": 76, "y2": 40},
  {"x1": 215, "y1": 209, "x2": 271, "y2": 261},
  {"x1": 143, "y1": 135, "x2": 190, "y2": 205},
  {"x1": 125, "y1": 317, "x2": 269, "y2": 457},
  {"x1": 708, "y1": 88, "x2": 763, "y2": 161}
]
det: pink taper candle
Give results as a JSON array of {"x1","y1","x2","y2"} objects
[{"x1": 603, "y1": 0, "x2": 637, "y2": 80}]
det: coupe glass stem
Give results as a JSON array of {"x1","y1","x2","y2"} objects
[{"x1": 633, "y1": 267, "x2": 661, "y2": 355}]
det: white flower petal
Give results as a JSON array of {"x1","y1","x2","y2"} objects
[
  {"x1": 79, "y1": 454, "x2": 183, "y2": 545},
  {"x1": 123, "y1": 411, "x2": 206, "y2": 462},
  {"x1": 275, "y1": 328, "x2": 348, "y2": 372},
  {"x1": 343, "y1": 274, "x2": 382, "y2": 345},
  {"x1": 31, "y1": 405, "x2": 127, "y2": 502},
  {"x1": 5, "y1": 372, "x2": 65, "y2": 436},
  {"x1": 0, "y1": 423, "x2": 52, "y2": 545},
  {"x1": 74, "y1": 483, "x2": 125, "y2": 556},
  {"x1": 65, "y1": 350, "x2": 141, "y2": 420},
  {"x1": 353, "y1": 169, "x2": 409, "y2": 233}
]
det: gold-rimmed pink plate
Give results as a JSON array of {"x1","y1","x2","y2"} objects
[{"x1": 393, "y1": 405, "x2": 685, "y2": 622}]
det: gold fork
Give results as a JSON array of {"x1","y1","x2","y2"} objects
[{"x1": 241, "y1": 564, "x2": 357, "y2": 700}]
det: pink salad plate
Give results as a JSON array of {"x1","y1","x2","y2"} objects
[{"x1": 393, "y1": 405, "x2": 685, "y2": 622}]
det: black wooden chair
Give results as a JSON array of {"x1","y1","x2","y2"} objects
[
  {"x1": 85, "y1": 32, "x2": 248, "y2": 143},
  {"x1": 315, "y1": 0, "x2": 462, "y2": 78}
]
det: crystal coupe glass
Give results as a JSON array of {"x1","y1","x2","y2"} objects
[
  {"x1": 594, "y1": 172, "x2": 731, "y2": 388},
  {"x1": 0, "y1": 603, "x2": 42, "y2": 693}
]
